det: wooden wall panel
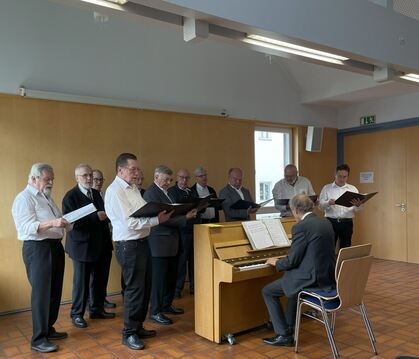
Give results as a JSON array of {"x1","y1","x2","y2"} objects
[{"x1": 0, "y1": 94, "x2": 336, "y2": 313}]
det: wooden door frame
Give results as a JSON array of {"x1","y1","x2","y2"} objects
[{"x1": 337, "y1": 117, "x2": 419, "y2": 164}]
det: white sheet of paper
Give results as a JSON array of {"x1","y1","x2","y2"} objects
[
  {"x1": 63, "y1": 203, "x2": 97, "y2": 223},
  {"x1": 242, "y1": 221, "x2": 274, "y2": 249},
  {"x1": 263, "y1": 219, "x2": 291, "y2": 247}
]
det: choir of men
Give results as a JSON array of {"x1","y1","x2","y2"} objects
[{"x1": 11, "y1": 160, "x2": 362, "y2": 352}]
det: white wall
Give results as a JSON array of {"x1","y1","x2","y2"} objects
[
  {"x1": 337, "y1": 91, "x2": 419, "y2": 129},
  {"x1": 0, "y1": 0, "x2": 336, "y2": 127}
]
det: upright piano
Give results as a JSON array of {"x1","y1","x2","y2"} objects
[{"x1": 194, "y1": 218, "x2": 295, "y2": 344}]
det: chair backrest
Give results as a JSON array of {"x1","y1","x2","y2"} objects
[
  {"x1": 335, "y1": 243, "x2": 372, "y2": 279},
  {"x1": 336, "y1": 255, "x2": 373, "y2": 309}
]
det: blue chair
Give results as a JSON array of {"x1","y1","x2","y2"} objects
[{"x1": 294, "y1": 252, "x2": 376, "y2": 358}]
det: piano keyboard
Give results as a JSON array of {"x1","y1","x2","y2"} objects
[{"x1": 235, "y1": 261, "x2": 270, "y2": 271}]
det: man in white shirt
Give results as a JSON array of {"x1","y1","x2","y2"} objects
[
  {"x1": 319, "y1": 164, "x2": 362, "y2": 248},
  {"x1": 11, "y1": 163, "x2": 70, "y2": 353},
  {"x1": 272, "y1": 164, "x2": 316, "y2": 217},
  {"x1": 105, "y1": 153, "x2": 172, "y2": 350}
]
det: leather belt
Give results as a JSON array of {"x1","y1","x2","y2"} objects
[{"x1": 328, "y1": 217, "x2": 353, "y2": 223}]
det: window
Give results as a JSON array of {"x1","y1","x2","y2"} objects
[{"x1": 254, "y1": 127, "x2": 292, "y2": 218}]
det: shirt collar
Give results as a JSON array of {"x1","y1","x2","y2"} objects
[
  {"x1": 229, "y1": 184, "x2": 242, "y2": 192},
  {"x1": 27, "y1": 184, "x2": 41, "y2": 196},
  {"x1": 301, "y1": 211, "x2": 313, "y2": 220},
  {"x1": 197, "y1": 183, "x2": 206, "y2": 191},
  {"x1": 332, "y1": 181, "x2": 349, "y2": 189},
  {"x1": 78, "y1": 183, "x2": 89, "y2": 195},
  {"x1": 115, "y1": 175, "x2": 133, "y2": 190}
]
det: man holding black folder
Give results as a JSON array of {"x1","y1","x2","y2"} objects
[
  {"x1": 219, "y1": 167, "x2": 257, "y2": 221},
  {"x1": 319, "y1": 164, "x2": 362, "y2": 248}
]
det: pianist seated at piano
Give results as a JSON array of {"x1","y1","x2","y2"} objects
[
  {"x1": 262, "y1": 194, "x2": 336, "y2": 347},
  {"x1": 219, "y1": 167, "x2": 258, "y2": 221}
]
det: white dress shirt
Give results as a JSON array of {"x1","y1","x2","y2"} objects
[
  {"x1": 229, "y1": 184, "x2": 244, "y2": 200},
  {"x1": 11, "y1": 185, "x2": 64, "y2": 241},
  {"x1": 272, "y1": 176, "x2": 315, "y2": 216},
  {"x1": 105, "y1": 176, "x2": 159, "y2": 241},
  {"x1": 196, "y1": 183, "x2": 215, "y2": 219},
  {"x1": 319, "y1": 182, "x2": 362, "y2": 219}
]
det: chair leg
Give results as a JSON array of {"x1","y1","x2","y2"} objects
[
  {"x1": 321, "y1": 309, "x2": 339, "y2": 359},
  {"x1": 360, "y1": 303, "x2": 378, "y2": 355},
  {"x1": 294, "y1": 301, "x2": 304, "y2": 353},
  {"x1": 330, "y1": 312, "x2": 336, "y2": 334}
]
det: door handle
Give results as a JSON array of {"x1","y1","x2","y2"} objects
[{"x1": 395, "y1": 203, "x2": 407, "y2": 212}]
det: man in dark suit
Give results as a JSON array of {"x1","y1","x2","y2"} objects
[
  {"x1": 168, "y1": 169, "x2": 200, "y2": 298},
  {"x1": 62, "y1": 164, "x2": 115, "y2": 329},
  {"x1": 190, "y1": 166, "x2": 220, "y2": 224},
  {"x1": 219, "y1": 167, "x2": 258, "y2": 221},
  {"x1": 143, "y1": 165, "x2": 197, "y2": 325},
  {"x1": 262, "y1": 194, "x2": 336, "y2": 346}
]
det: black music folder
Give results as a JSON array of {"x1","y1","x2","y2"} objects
[
  {"x1": 274, "y1": 195, "x2": 318, "y2": 206},
  {"x1": 230, "y1": 198, "x2": 273, "y2": 210},
  {"x1": 334, "y1": 191, "x2": 378, "y2": 207},
  {"x1": 130, "y1": 202, "x2": 195, "y2": 218}
]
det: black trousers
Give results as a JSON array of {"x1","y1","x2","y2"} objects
[
  {"x1": 176, "y1": 231, "x2": 194, "y2": 293},
  {"x1": 71, "y1": 258, "x2": 105, "y2": 317},
  {"x1": 115, "y1": 239, "x2": 152, "y2": 337},
  {"x1": 22, "y1": 239, "x2": 65, "y2": 346},
  {"x1": 89, "y1": 248, "x2": 113, "y2": 308},
  {"x1": 262, "y1": 278, "x2": 297, "y2": 336},
  {"x1": 150, "y1": 256, "x2": 178, "y2": 315},
  {"x1": 327, "y1": 218, "x2": 353, "y2": 249}
]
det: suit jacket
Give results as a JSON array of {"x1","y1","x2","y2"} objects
[
  {"x1": 275, "y1": 213, "x2": 336, "y2": 297},
  {"x1": 218, "y1": 184, "x2": 254, "y2": 221},
  {"x1": 190, "y1": 183, "x2": 220, "y2": 223},
  {"x1": 168, "y1": 183, "x2": 201, "y2": 235},
  {"x1": 143, "y1": 183, "x2": 187, "y2": 257},
  {"x1": 63, "y1": 186, "x2": 112, "y2": 262}
]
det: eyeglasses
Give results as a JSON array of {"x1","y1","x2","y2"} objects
[
  {"x1": 77, "y1": 173, "x2": 93, "y2": 178},
  {"x1": 124, "y1": 166, "x2": 140, "y2": 174},
  {"x1": 178, "y1": 176, "x2": 190, "y2": 180},
  {"x1": 93, "y1": 178, "x2": 104, "y2": 182},
  {"x1": 196, "y1": 174, "x2": 207, "y2": 178}
]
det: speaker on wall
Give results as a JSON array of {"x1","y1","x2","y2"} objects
[{"x1": 305, "y1": 126, "x2": 323, "y2": 152}]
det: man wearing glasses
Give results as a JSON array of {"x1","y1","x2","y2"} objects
[
  {"x1": 12, "y1": 163, "x2": 70, "y2": 353},
  {"x1": 62, "y1": 164, "x2": 115, "y2": 329},
  {"x1": 105, "y1": 154, "x2": 172, "y2": 350}
]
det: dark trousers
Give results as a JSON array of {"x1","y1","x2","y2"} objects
[
  {"x1": 262, "y1": 278, "x2": 297, "y2": 336},
  {"x1": 150, "y1": 256, "x2": 178, "y2": 315},
  {"x1": 22, "y1": 239, "x2": 65, "y2": 346},
  {"x1": 328, "y1": 218, "x2": 353, "y2": 249},
  {"x1": 115, "y1": 239, "x2": 152, "y2": 337},
  {"x1": 176, "y1": 231, "x2": 194, "y2": 293},
  {"x1": 71, "y1": 259, "x2": 105, "y2": 317},
  {"x1": 89, "y1": 248, "x2": 113, "y2": 307}
]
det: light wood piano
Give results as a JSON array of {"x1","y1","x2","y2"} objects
[{"x1": 194, "y1": 218, "x2": 295, "y2": 344}]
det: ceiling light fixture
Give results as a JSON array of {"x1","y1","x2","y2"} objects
[
  {"x1": 243, "y1": 34, "x2": 349, "y2": 65},
  {"x1": 400, "y1": 73, "x2": 419, "y2": 83},
  {"x1": 105, "y1": 0, "x2": 127, "y2": 4},
  {"x1": 80, "y1": 0, "x2": 127, "y2": 7}
]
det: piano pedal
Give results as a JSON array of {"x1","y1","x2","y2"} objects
[{"x1": 223, "y1": 333, "x2": 236, "y2": 345}]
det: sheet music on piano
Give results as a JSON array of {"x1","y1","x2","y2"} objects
[{"x1": 242, "y1": 219, "x2": 291, "y2": 250}]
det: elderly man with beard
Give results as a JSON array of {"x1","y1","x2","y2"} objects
[
  {"x1": 62, "y1": 164, "x2": 115, "y2": 329},
  {"x1": 11, "y1": 163, "x2": 70, "y2": 353}
]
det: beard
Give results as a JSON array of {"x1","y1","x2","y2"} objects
[{"x1": 43, "y1": 186, "x2": 53, "y2": 197}]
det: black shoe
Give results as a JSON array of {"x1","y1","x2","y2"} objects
[
  {"x1": 137, "y1": 327, "x2": 157, "y2": 338},
  {"x1": 72, "y1": 316, "x2": 87, "y2": 328},
  {"x1": 263, "y1": 334, "x2": 294, "y2": 346},
  {"x1": 150, "y1": 313, "x2": 173, "y2": 325},
  {"x1": 47, "y1": 328, "x2": 68, "y2": 340},
  {"x1": 122, "y1": 334, "x2": 145, "y2": 350},
  {"x1": 89, "y1": 310, "x2": 115, "y2": 319},
  {"x1": 161, "y1": 305, "x2": 184, "y2": 315},
  {"x1": 31, "y1": 341, "x2": 58, "y2": 353},
  {"x1": 104, "y1": 299, "x2": 116, "y2": 309}
]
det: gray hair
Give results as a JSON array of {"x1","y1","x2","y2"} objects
[
  {"x1": 193, "y1": 166, "x2": 206, "y2": 176},
  {"x1": 289, "y1": 194, "x2": 313, "y2": 214},
  {"x1": 28, "y1": 163, "x2": 53, "y2": 183},
  {"x1": 74, "y1": 163, "x2": 92, "y2": 176},
  {"x1": 92, "y1": 169, "x2": 103, "y2": 177},
  {"x1": 154, "y1": 165, "x2": 173, "y2": 177}
]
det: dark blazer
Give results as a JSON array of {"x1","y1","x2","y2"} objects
[
  {"x1": 190, "y1": 183, "x2": 220, "y2": 223},
  {"x1": 143, "y1": 183, "x2": 187, "y2": 257},
  {"x1": 275, "y1": 213, "x2": 336, "y2": 297},
  {"x1": 218, "y1": 184, "x2": 254, "y2": 221},
  {"x1": 63, "y1": 186, "x2": 111, "y2": 262},
  {"x1": 168, "y1": 184, "x2": 201, "y2": 234}
]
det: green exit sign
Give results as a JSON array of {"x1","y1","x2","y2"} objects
[{"x1": 360, "y1": 115, "x2": 376, "y2": 126}]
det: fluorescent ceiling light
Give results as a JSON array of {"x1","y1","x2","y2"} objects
[
  {"x1": 80, "y1": 0, "x2": 127, "y2": 6},
  {"x1": 105, "y1": 0, "x2": 127, "y2": 4},
  {"x1": 244, "y1": 34, "x2": 349, "y2": 65},
  {"x1": 400, "y1": 73, "x2": 419, "y2": 83}
]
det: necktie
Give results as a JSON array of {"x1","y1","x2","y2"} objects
[{"x1": 87, "y1": 189, "x2": 93, "y2": 201}]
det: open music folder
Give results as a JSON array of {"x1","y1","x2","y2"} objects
[
  {"x1": 230, "y1": 197, "x2": 273, "y2": 210},
  {"x1": 242, "y1": 219, "x2": 291, "y2": 250},
  {"x1": 275, "y1": 195, "x2": 318, "y2": 206},
  {"x1": 334, "y1": 191, "x2": 378, "y2": 207}
]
